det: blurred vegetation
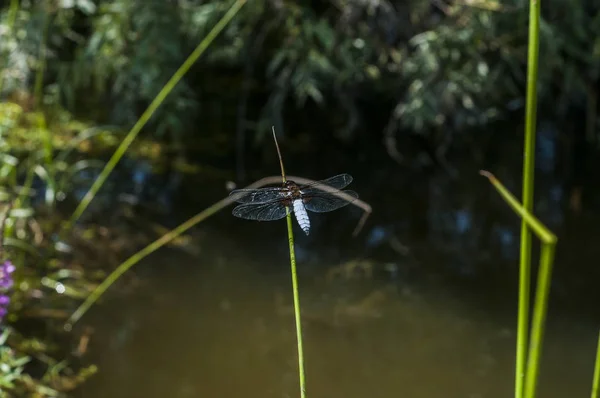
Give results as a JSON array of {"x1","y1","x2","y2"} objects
[
  {"x1": 1, "y1": 0, "x2": 599, "y2": 156},
  {"x1": 0, "y1": 98, "x2": 192, "y2": 395},
  {"x1": 0, "y1": 100, "x2": 104, "y2": 395}
]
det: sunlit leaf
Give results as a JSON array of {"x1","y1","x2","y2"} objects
[
  {"x1": 9, "y1": 208, "x2": 34, "y2": 218},
  {"x1": 33, "y1": 166, "x2": 56, "y2": 206}
]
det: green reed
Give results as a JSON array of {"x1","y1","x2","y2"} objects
[
  {"x1": 65, "y1": 197, "x2": 229, "y2": 327},
  {"x1": 272, "y1": 128, "x2": 306, "y2": 398},
  {"x1": 34, "y1": 3, "x2": 54, "y2": 176},
  {"x1": 516, "y1": 0, "x2": 542, "y2": 396},
  {"x1": 65, "y1": 174, "x2": 337, "y2": 326},
  {"x1": 0, "y1": 0, "x2": 20, "y2": 95},
  {"x1": 480, "y1": 5, "x2": 551, "y2": 396},
  {"x1": 480, "y1": 171, "x2": 556, "y2": 398},
  {"x1": 62, "y1": 0, "x2": 247, "y2": 234},
  {"x1": 592, "y1": 331, "x2": 600, "y2": 398}
]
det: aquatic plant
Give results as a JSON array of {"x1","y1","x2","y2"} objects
[
  {"x1": 481, "y1": 1, "x2": 596, "y2": 398},
  {"x1": 481, "y1": 171, "x2": 556, "y2": 398},
  {"x1": 592, "y1": 332, "x2": 600, "y2": 398},
  {"x1": 271, "y1": 129, "x2": 306, "y2": 397},
  {"x1": 0, "y1": 96, "x2": 113, "y2": 396},
  {"x1": 480, "y1": 1, "x2": 555, "y2": 397},
  {"x1": 518, "y1": 0, "x2": 542, "y2": 395}
]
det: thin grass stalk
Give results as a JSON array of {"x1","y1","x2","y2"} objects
[
  {"x1": 63, "y1": 0, "x2": 247, "y2": 233},
  {"x1": 33, "y1": 4, "x2": 50, "y2": 109},
  {"x1": 480, "y1": 172, "x2": 554, "y2": 242},
  {"x1": 65, "y1": 198, "x2": 228, "y2": 327},
  {"x1": 34, "y1": 5, "x2": 53, "y2": 169},
  {"x1": 481, "y1": 171, "x2": 556, "y2": 398},
  {"x1": 285, "y1": 210, "x2": 306, "y2": 398},
  {"x1": 66, "y1": 174, "x2": 370, "y2": 326},
  {"x1": 591, "y1": 331, "x2": 600, "y2": 398},
  {"x1": 6, "y1": 0, "x2": 19, "y2": 27},
  {"x1": 10, "y1": 166, "x2": 36, "y2": 242},
  {"x1": 522, "y1": 242, "x2": 555, "y2": 398},
  {"x1": 272, "y1": 127, "x2": 306, "y2": 397},
  {"x1": 0, "y1": 0, "x2": 20, "y2": 95},
  {"x1": 517, "y1": 0, "x2": 542, "y2": 395}
]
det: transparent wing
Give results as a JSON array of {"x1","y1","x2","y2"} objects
[
  {"x1": 229, "y1": 174, "x2": 352, "y2": 203},
  {"x1": 232, "y1": 201, "x2": 288, "y2": 221},
  {"x1": 302, "y1": 173, "x2": 353, "y2": 191},
  {"x1": 229, "y1": 187, "x2": 283, "y2": 204},
  {"x1": 304, "y1": 190, "x2": 358, "y2": 213}
]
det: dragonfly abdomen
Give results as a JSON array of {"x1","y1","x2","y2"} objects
[{"x1": 292, "y1": 199, "x2": 310, "y2": 235}]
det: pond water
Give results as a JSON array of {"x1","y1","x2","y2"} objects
[{"x1": 73, "y1": 131, "x2": 600, "y2": 398}]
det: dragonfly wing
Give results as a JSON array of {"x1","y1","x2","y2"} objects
[
  {"x1": 232, "y1": 201, "x2": 289, "y2": 221},
  {"x1": 229, "y1": 188, "x2": 283, "y2": 204},
  {"x1": 314, "y1": 173, "x2": 353, "y2": 190},
  {"x1": 303, "y1": 190, "x2": 358, "y2": 213}
]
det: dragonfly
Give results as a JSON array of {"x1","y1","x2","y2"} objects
[{"x1": 229, "y1": 173, "x2": 358, "y2": 235}]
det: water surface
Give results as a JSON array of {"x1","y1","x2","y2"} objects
[{"x1": 75, "y1": 135, "x2": 600, "y2": 397}]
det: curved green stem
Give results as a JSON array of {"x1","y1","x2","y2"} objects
[
  {"x1": 63, "y1": 0, "x2": 247, "y2": 233},
  {"x1": 65, "y1": 198, "x2": 228, "y2": 327}
]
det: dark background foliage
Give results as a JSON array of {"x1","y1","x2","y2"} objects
[{"x1": 2, "y1": 0, "x2": 599, "y2": 172}]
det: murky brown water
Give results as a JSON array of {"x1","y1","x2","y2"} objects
[
  {"x1": 74, "y1": 230, "x2": 597, "y2": 398},
  {"x1": 74, "y1": 132, "x2": 600, "y2": 397}
]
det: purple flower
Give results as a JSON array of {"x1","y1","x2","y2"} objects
[
  {"x1": 0, "y1": 260, "x2": 14, "y2": 322},
  {"x1": 2, "y1": 261, "x2": 15, "y2": 274},
  {"x1": 0, "y1": 278, "x2": 13, "y2": 290},
  {"x1": 0, "y1": 260, "x2": 15, "y2": 290}
]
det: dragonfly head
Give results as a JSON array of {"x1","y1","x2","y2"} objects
[
  {"x1": 283, "y1": 180, "x2": 301, "y2": 197},
  {"x1": 284, "y1": 180, "x2": 299, "y2": 189}
]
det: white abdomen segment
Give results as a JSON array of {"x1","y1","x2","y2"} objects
[{"x1": 292, "y1": 199, "x2": 310, "y2": 235}]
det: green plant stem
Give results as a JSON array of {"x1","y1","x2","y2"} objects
[
  {"x1": 34, "y1": 5, "x2": 53, "y2": 170},
  {"x1": 7, "y1": 0, "x2": 19, "y2": 27},
  {"x1": 480, "y1": 172, "x2": 554, "y2": 243},
  {"x1": 66, "y1": 174, "x2": 346, "y2": 325},
  {"x1": 66, "y1": 198, "x2": 228, "y2": 327},
  {"x1": 0, "y1": 0, "x2": 20, "y2": 95},
  {"x1": 591, "y1": 331, "x2": 600, "y2": 398},
  {"x1": 63, "y1": 0, "x2": 247, "y2": 233},
  {"x1": 272, "y1": 127, "x2": 306, "y2": 397},
  {"x1": 286, "y1": 211, "x2": 306, "y2": 398},
  {"x1": 523, "y1": 242, "x2": 555, "y2": 398},
  {"x1": 34, "y1": 4, "x2": 50, "y2": 109},
  {"x1": 481, "y1": 171, "x2": 556, "y2": 398},
  {"x1": 517, "y1": 0, "x2": 542, "y2": 396}
]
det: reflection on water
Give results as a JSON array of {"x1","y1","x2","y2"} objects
[{"x1": 73, "y1": 131, "x2": 600, "y2": 397}]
